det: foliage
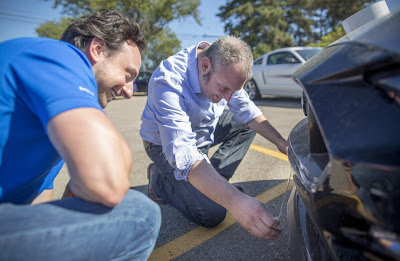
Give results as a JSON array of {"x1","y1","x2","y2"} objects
[
  {"x1": 309, "y1": 0, "x2": 377, "y2": 37},
  {"x1": 36, "y1": 17, "x2": 74, "y2": 40},
  {"x1": 217, "y1": 0, "x2": 293, "y2": 58},
  {"x1": 40, "y1": 0, "x2": 201, "y2": 70},
  {"x1": 217, "y1": 0, "x2": 377, "y2": 59},
  {"x1": 45, "y1": 0, "x2": 200, "y2": 37},
  {"x1": 146, "y1": 28, "x2": 181, "y2": 69},
  {"x1": 307, "y1": 26, "x2": 345, "y2": 47}
]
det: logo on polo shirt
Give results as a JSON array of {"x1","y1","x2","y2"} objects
[{"x1": 78, "y1": 86, "x2": 95, "y2": 96}]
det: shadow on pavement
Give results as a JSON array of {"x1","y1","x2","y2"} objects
[{"x1": 131, "y1": 178, "x2": 289, "y2": 248}]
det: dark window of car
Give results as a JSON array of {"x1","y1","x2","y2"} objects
[
  {"x1": 253, "y1": 57, "x2": 263, "y2": 65},
  {"x1": 137, "y1": 72, "x2": 151, "y2": 81},
  {"x1": 295, "y1": 48, "x2": 321, "y2": 61},
  {"x1": 267, "y1": 52, "x2": 300, "y2": 65}
]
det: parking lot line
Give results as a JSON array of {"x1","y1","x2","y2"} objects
[
  {"x1": 249, "y1": 144, "x2": 288, "y2": 162},
  {"x1": 148, "y1": 180, "x2": 293, "y2": 261},
  {"x1": 148, "y1": 146, "x2": 291, "y2": 260}
]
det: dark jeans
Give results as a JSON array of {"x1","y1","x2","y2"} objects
[{"x1": 145, "y1": 110, "x2": 256, "y2": 228}]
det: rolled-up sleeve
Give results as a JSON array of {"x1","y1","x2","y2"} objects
[
  {"x1": 151, "y1": 82, "x2": 207, "y2": 181},
  {"x1": 228, "y1": 89, "x2": 262, "y2": 124}
]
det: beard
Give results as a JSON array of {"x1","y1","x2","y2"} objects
[
  {"x1": 202, "y1": 71, "x2": 212, "y2": 84},
  {"x1": 201, "y1": 72, "x2": 221, "y2": 103},
  {"x1": 98, "y1": 94, "x2": 108, "y2": 108}
]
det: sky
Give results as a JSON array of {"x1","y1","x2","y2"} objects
[
  {"x1": 2, "y1": 1, "x2": 399, "y2": 46},
  {"x1": 0, "y1": 0, "x2": 228, "y2": 48}
]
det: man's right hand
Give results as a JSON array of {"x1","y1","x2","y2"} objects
[
  {"x1": 188, "y1": 160, "x2": 281, "y2": 240},
  {"x1": 228, "y1": 193, "x2": 281, "y2": 240}
]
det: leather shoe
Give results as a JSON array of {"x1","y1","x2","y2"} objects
[{"x1": 147, "y1": 163, "x2": 166, "y2": 204}]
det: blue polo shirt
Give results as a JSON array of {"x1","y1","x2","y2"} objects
[{"x1": 0, "y1": 37, "x2": 103, "y2": 204}]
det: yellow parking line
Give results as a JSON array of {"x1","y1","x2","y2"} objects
[
  {"x1": 148, "y1": 181, "x2": 292, "y2": 261},
  {"x1": 148, "y1": 146, "x2": 291, "y2": 261},
  {"x1": 250, "y1": 144, "x2": 288, "y2": 162}
]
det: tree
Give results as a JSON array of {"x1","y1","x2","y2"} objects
[
  {"x1": 309, "y1": 0, "x2": 376, "y2": 37},
  {"x1": 307, "y1": 26, "x2": 345, "y2": 47},
  {"x1": 36, "y1": 17, "x2": 74, "y2": 40},
  {"x1": 283, "y1": 0, "x2": 317, "y2": 46},
  {"x1": 217, "y1": 0, "x2": 293, "y2": 58},
  {"x1": 217, "y1": 0, "x2": 377, "y2": 58},
  {"x1": 146, "y1": 28, "x2": 181, "y2": 69},
  {"x1": 39, "y1": 0, "x2": 201, "y2": 70}
]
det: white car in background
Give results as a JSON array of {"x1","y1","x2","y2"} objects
[{"x1": 244, "y1": 47, "x2": 322, "y2": 100}]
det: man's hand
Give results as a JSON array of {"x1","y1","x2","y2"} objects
[
  {"x1": 189, "y1": 160, "x2": 281, "y2": 240},
  {"x1": 277, "y1": 139, "x2": 288, "y2": 155},
  {"x1": 229, "y1": 193, "x2": 281, "y2": 240}
]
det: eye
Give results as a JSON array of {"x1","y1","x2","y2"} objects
[
  {"x1": 125, "y1": 69, "x2": 136, "y2": 82},
  {"x1": 126, "y1": 73, "x2": 133, "y2": 82}
]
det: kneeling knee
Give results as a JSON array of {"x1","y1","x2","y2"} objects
[{"x1": 191, "y1": 207, "x2": 227, "y2": 228}]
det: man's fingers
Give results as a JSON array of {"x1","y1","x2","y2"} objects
[
  {"x1": 246, "y1": 215, "x2": 282, "y2": 240},
  {"x1": 250, "y1": 224, "x2": 281, "y2": 240},
  {"x1": 233, "y1": 197, "x2": 282, "y2": 240},
  {"x1": 272, "y1": 218, "x2": 280, "y2": 228},
  {"x1": 259, "y1": 205, "x2": 280, "y2": 228},
  {"x1": 248, "y1": 225, "x2": 266, "y2": 239},
  {"x1": 255, "y1": 220, "x2": 282, "y2": 239},
  {"x1": 253, "y1": 206, "x2": 282, "y2": 239},
  {"x1": 267, "y1": 227, "x2": 281, "y2": 237}
]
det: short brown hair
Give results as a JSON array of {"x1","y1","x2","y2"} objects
[
  {"x1": 199, "y1": 35, "x2": 253, "y2": 80},
  {"x1": 61, "y1": 9, "x2": 145, "y2": 55}
]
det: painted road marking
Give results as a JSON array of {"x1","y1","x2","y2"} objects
[
  {"x1": 250, "y1": 144, "x2": 288, "y2": 162},
  {"x1": 148, "y1": 180, "x2": 293, "y2": 261},
  {"x1": 148, "y1": 146, "x2": 291, "y2": 261}
]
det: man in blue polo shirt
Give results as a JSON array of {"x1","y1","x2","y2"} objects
[
  {"x1": 0, "y1": 10, "x2": 160, "y2": 261},
  {"x1": 141, "y1": 36, "x2": 287, "y2": 240}
]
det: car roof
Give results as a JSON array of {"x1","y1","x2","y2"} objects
[{"x1": 262, "y1": 46, "x2": 322, "y2": 56}]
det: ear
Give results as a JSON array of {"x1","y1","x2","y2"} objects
[
  {"x1": 201, "y1": 57, "x2": 212, "y2": 74},
  {"x1": 87, "y1": 37, "x2": 106, "y2": 63}
]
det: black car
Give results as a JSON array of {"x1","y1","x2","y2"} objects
[
  {"x1": 286, "y1": 8, "x2": 400, "y2": 261},
  {"x1": 134, "y1": 71, "x2": 152, "y2": 93}
]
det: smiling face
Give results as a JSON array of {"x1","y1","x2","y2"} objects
[
  {"x1": 198, "y1": 57, "x2": 246, "y2": 103},
  {"x1": 88, "y1": 38, "x2": 142, "y2": 108}
]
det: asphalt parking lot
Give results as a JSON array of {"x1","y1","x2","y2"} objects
[{"x1": 53, "y1": 94, "x2": 306, "y2": 261}]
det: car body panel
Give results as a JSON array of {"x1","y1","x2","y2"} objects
[
  {"x1": 287, "y1": 9, "x2": 400, "y2": 261},
  {"x1": 250, "y1": 47, "x2": 322, "y2": 98}
]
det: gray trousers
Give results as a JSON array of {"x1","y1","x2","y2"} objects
[{"x1": 145, "y1": 110, "x2": 256, "y2": 227}]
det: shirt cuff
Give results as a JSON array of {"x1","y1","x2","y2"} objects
[{"x1": 173, "y1": 150, "x2": 210, "y2": 181}]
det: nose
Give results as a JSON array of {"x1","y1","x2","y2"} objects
[{"x1": 121, "y1": 82, "x2": 134, "y2": 99}]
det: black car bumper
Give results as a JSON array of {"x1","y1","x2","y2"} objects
[
  {"x1": 287, "y1": 118, "x2": 333, "y2": 261},
  {"x1": 286, "y1": 9, "x2": 400, "y2": 261}
]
